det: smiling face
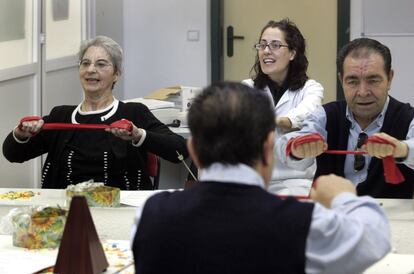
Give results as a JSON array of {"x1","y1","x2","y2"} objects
[
  {"x1": 79, "y1": 46, "x2": 119, "y2": 96},
  {"x1": 340, "y1": 52, "x2": 393, "y2": 128},
  {"x1": 258, "y1": 27, "x2": 296, "y2": 85}
]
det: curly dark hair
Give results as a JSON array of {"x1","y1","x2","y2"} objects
[{"x1": 251, "y1": 18, "x2": 308, "y2": 91}]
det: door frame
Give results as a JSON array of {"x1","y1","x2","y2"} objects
[
  {"x1": 336, "y1": 0, "x2": 350, "y2": 100},
  {"x1": 210, "y1": 0, "x2": 223, "y2": 83},
  {"x1": 210, "y1": 0, "x2": 350, "y2": 100}
]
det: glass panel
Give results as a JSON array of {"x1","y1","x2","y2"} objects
[
  {"x1": 46, "y1": 0, "x2": 81, "y2": 60},
  {"x1": 0, "y1": 0, "x2": 34, "y2": 69},
  {"x1": 0, "y1": 77, "x2": 37, "y2": 187},
  {"x1": 363, "y1": 0, "x2": 414, "y2": 34}
]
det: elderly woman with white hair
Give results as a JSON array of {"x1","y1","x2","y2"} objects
[{"x1": 3, "y1": 35, "x2": 188, "y2": 190}]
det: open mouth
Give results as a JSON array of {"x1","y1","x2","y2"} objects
[
  {"x1": 263, "y1": 58, "x2": 275, "y2": 64},
  {"x1": 86, "y1": 78, "x2": 99, "y2": 83}
]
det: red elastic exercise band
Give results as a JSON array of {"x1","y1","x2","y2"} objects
[
  {"x1": 286, "y1": 133, "x2": 404, "y2": 184},
  {"x1": 18, "y1": 116, "x2": 133, "y2": 131}
]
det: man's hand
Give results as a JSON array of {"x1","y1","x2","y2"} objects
[
  {"x1": 310, "y1": 174, "x2": 356, "y2": 208},
  {"x1": 291, "y1": 139, "x2": 327, "y2": 159},
  {"x1": 363, "y1": 132, "x2": 408, "y2": 159}
]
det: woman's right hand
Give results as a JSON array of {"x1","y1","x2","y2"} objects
[{"x1": 14, "y1": 117, "x2": 44, "y2": 141}]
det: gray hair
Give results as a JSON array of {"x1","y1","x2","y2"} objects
[{"x1": 78, "y1": 35, "x2": 123, "y2": 75}]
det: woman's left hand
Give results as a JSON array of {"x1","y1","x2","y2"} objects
[
  {"x1": 276, "y1": 117, "x2": 292, "y2": 129},
  {"x1": 106, "y1": 124, "x2": 144, "y2": 143}
]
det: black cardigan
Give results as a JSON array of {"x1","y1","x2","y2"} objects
[
  {"x1": 315, "y1": 97, "x2": 414, "y2": 198},
  {"x1": 3, "y1": 101, "x2": 188, "y2": 190}
]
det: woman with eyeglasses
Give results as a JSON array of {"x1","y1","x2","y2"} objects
[
  {"x1": 3, "y1": 36, "x2": 188, "y2": 190},
  {"x1": 243, "y1": 19, "x2": 324, "y2": 195}
]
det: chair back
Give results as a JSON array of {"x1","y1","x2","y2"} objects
[{"x1": 146, "y1": 152, "x2": 160, "y2": 189}]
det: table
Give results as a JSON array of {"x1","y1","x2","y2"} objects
[
  {"x1": 0, "y1": 188, "x2": 158, "y2": 240},
  {"x1": 364, "y1": 253, "x2": 414, "y2": 273},
  {"x1": 0, "y1": 235, "x2": 134, "y2": 274},
  {"x1": 377, "y1": 199, "x2": 414, "y2": 254},
  {"x1": 0, "y1": 188, "x2": 158, "y2": 273},
  {"x1": 0, "y1": 189, "x2": 413, "y2": 273}
]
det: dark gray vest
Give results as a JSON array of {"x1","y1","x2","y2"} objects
[
  {"x1": 316, "y1": 97, "x2": 414, "y2": 198},
  {"x1": 133, "y1": 181, "x2": 314, "y2": 274}
]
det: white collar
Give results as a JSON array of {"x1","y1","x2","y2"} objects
[
  {"x1": 200, "y1": 163, "x2": 266, "y2": 189},
  {"x1": 71, "y1": 98, "x2": 119, "y2": 124}
]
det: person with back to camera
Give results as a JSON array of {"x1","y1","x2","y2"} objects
[
  {"x1": 243, "y1": 19, "x2": 324, "y2": 195},
  {"x1": 277, "y1": 37, "x2": 414, "y2": 198},
  {"x1": 131, "y1": 81, "x2": 390, "y2": 274},
  {"x1": 2, "y1": 35, "x2": 188, "y2": 190}
]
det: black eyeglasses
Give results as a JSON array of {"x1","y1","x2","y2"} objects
[
  {"x1": 254, "y1": 41, "x2": 289, "y2": 51},
  {"x1": 354, "y1": 132, "x2": 368, "y2": 172}
]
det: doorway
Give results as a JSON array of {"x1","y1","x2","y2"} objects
[{"x1": 211, "y1": 0, "x2": 350, "y2": 103}]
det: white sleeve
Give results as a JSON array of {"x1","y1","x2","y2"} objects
[
  {"x1": 305, "y1": 193, "x2": 391, "y2": 274},
  {"x1": 131, "y1": 129, "x2": 147, "y2": 147},
  {"x1": 241, "y1": 79, "x2": 253, "y2": 87},
  {"x1": 12, "y1": 126, "x2": 30, "y2": 143},
  {"x1": 275, "y1": 105, "x2": 328, "y2": 169},
  {"x1": 401, "y1": 117, "x2": 414, "y2": 168},
  {"x1": 285, "y1": 80, "x2": 324, "y2": 129}
]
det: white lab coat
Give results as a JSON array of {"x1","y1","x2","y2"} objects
[{"x1": 242, "y1": 79, "x2": 324, "y2": 195}]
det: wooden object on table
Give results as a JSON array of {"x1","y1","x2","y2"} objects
[
  {"x1": 54, "y1": 196, "x2": 108, "y2": 274},
  {"x1": 184, "y1": 180, "x2": 198, "y2": 189}
]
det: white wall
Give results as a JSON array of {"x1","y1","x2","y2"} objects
[
  {"x1": 351, "y1": 0, "x2": 414, "y2": 106},
  {"x1": 95, "y1": 0, "x2": 125, "y2": 99},
  {"x1": 45, "y1": 0, "x2": 82, "y2": 59},
  {"x1": 122, "y1": 0, "x2": 210, "y2": 99}
]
